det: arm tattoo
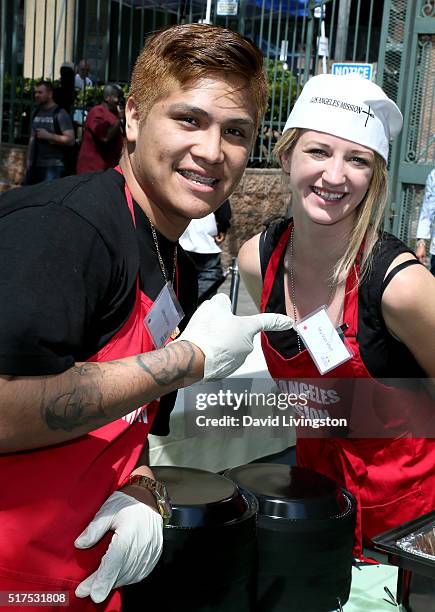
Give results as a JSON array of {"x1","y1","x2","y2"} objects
[
  {"x1": 41, "y1": 363, "x2": 108, "y2": 431},
  {"x1": 39, "y1": 346, "x2": 197, "y2": 432},
  {"x1": 135, "y1": 341, "x2": 196, "y2": 386}
]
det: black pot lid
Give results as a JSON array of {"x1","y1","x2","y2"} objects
[
  {"x1": 225, "y1": 464, "x2": 347, "y2": 520},
  {"x1": 152, "y1": 466, "x2": 255, "y2": 529}
]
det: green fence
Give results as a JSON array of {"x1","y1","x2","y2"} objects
[
  {"x1": 378, "y1": 0, "x2": 435, "y2": 245},
  {"x1": 1, "y1": 0, "x2": 385, "y2": 166}
]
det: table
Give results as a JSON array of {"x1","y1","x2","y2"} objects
[{"x1": 345, "y1": 563, "x2": 398, "y2": 611}]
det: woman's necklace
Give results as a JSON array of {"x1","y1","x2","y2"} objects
[
  {"x1": 148, "y1": 218, "x2": 180, "y2": 340},
  {"x1": 288, "y1": 226, "x2": 337, "y2": 353}
]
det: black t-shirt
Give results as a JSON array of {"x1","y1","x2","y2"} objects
[
  {"x1": 260, "y1": 218, "x2": 425, "y2": 379},
  {"x1": 0, "y1": 169, "x2": 198, "y2": 433},
  {"x1": 31, "y1": 106, "x2": 74, "y2": 167}
]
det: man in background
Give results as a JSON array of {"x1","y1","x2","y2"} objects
[
  {"x1": 416, "y1": 167, "x2": 435, "y2": 275},
  {"x1": 75, "y1": 59, "x2": 93, "y2": 89},
  {"x1": 23, "y1": 81, "x2": 74, "y2": 185},
  {"x1": 180, "y1": 200, "x2": 232, "y2": 303},
  {"x1": 77, "y1": 83, "x2": 125, "y2": 174}
]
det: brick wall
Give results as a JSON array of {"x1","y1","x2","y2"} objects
[{"x1": 221, "y1": 168, "x2": 289, "y2": 267}]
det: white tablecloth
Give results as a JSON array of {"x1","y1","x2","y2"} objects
[{"x1": 345, "y1": 563, "x2": 398, "y2": 611}]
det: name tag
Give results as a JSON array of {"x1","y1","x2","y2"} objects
[
  {"x1": 144, "y1": 282, "x2": 184, "y2": 349},
  {"x1": 295, "y1": 306, "x2": 353, "y2": 375}
]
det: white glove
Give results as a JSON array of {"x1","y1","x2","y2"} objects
[
  {"x1": 74, "y1": 491, "x2": 163, "y2": 603},
  {"x1": 176, "y1": 293, "x2": 294, "y2": 381}
]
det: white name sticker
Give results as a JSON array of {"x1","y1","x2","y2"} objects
[
  {"x1": 295, "y1": 306, "x2": 353, "y2": 375},
  {"x1": 144, "y1": 282, "x2": 184, "y2": 349}
]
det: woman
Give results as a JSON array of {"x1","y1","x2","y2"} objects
[{"x1": 239, "y1": 74, "x2": 435, "y2": 559}]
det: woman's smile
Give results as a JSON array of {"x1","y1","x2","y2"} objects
[{"x1": 311, "y1": 186, "x2": 347, "y2": 202}]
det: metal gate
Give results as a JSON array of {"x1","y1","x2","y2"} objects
[
  {"x1": 0, "y1": 0, "x2": 384, "y2": 167},
  {"x1": 378, "y1": 0, "x2": 435, "y2": 244}
]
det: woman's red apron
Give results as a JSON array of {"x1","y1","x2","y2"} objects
[
  {"x1": 261, "y1": 222, "x2": 435, "y2": 559},
  {"x1": 0, "y1": 169, "x2": 173, "y2": 610}
]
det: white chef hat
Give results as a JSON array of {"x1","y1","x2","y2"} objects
[{"x1": 283, "y1": 74, "x2": 403, "y2": 162}]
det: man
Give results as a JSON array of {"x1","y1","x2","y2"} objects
[
  {"x1": 0, "y1": 24, "x2": 292, "y2": 611},
  {"x1": 180, "y1": 200, "x2": 232, "y2": 303},
  {"x1": 23, "y1": 81, "x2": 75, "y2": 184},
  {"x1": 75, "y1": 59, "x2": 93, "y2": 89},
  {"x1": 416, "y1": 167, "x2": 435, "y2": 275},
  {"x1": 77, "y1": 84, "x2": 125, "y2": 174}
]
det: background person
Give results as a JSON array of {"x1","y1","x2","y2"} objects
[
  {"x1": 239, "y1": 73, "x2": 435, "y2": 560},
  {"x1": 77, "y1": 84, "x2": 125, "y2": 174},
  {"x1": 75, "y1": 59, "x2": 93, "y2": 89},
  {"x1": 23, "y1": 81, "x2": 75, "y2": 185},
  {"x1": 0, "y1": 24, "x2": 292, "y2": 611},
  {"x1": 55, "y1": 62, "x2": 76, "y2": 114},
  {"x1": 73, "y1": 60, "x2": 94, "y2": 134},
  {"x1": 179, "y1": 199, "x2": 231, "y2": 302},
  {"x1": 415, "y1": 167, "x2": 435, "y2": 275}
]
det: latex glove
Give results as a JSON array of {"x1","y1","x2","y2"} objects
[
  {"x1": 175, "y1": 293, "x2": 293, "y2": 381},
  {"x1": 75, "y1": 491, "x2": 163, "y2": 603}
]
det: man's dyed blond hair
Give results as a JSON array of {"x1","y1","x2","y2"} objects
[{"x1": 129, "y1": 23, "x2": 268, "y2": 127}]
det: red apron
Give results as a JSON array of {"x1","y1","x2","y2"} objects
[
  {"x1": 0, "y1": 169, "x2": 172, "y2": 610},
  {"x1": 261, "y1": 222, "x2": 435, "y2": 559}
]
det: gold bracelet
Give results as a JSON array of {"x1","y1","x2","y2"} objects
[{"x1": 120, "y1": 474, "x2": 172, "y2": 525}]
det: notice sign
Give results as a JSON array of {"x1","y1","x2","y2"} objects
[
  {"x1": 332, "y1": 63, "x2": 374, "y2": 81},
  {"x1": 217, "y1": 0, "x2": 238, "y2": 16}
]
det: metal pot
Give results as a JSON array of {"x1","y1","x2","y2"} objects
[
  {"x1": 123, "y1": 466, "x2": 258, "y2": 612},
  {"x1": 224, "y1": 463, "x2": 356, "y2": 612}
]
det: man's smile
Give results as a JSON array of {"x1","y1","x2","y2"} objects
[{"x1": 176, "y1": 169, "x2": 220, "y2": 187}]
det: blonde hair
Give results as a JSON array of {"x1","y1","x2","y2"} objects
[
  {"x1": 129, "y1": 24, "x2": 268, "y2": 128},
  {"x1": 274, "y1": 128, "x2": 389, "y2": 285}
]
